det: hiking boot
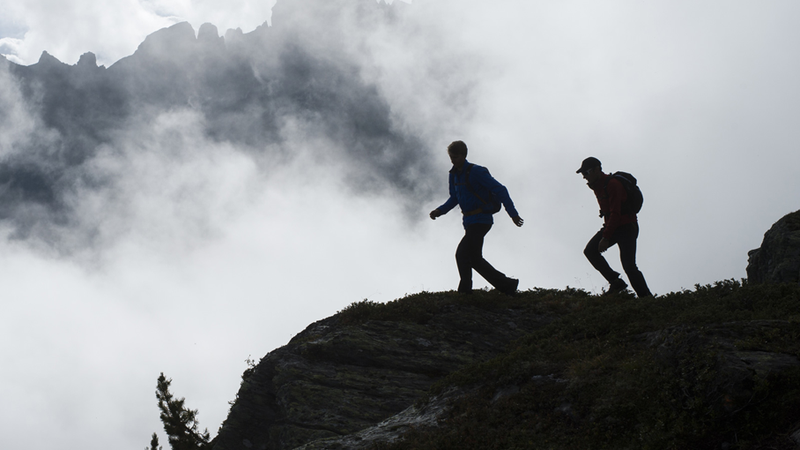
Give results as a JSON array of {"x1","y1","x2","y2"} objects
[
  {"x1": 603, "y1": 278, "x2": 628, "y2": 296},
  {"x1": 499, "y1": 278, "x2": 519, "y2": 295}
]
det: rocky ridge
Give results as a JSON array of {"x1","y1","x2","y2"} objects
[
  {"x1": 211, "y1": 280, "x2": 800, "y2": 450},
  {"x1": 211, "y1": 296, "x2": 552, "y2": 450}
]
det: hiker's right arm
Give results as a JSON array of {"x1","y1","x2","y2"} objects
[
  {"x1": 432, "y1": 195, "x2": 457, "y2": 219},
  {"x1": 431, "y1": 173, "x2": 459, "y2": 219}
]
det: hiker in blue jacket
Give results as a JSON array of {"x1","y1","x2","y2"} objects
[{"x1": 430, "y1": 140, "x2": 524, "y2": 294}]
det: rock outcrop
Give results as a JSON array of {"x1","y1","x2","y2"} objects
[
  {"x1": 747, "y1": 210, "x2": 800, "y2": 285},
  {"x1": 647, "y1": 321, "x2": 800, "y2": 413},
  {"x1": 210, "y1": 283, "x2": 800, "y2": 450},
  {"x1": 211, "y1": 297, "x2": 552, "y2": 450}
]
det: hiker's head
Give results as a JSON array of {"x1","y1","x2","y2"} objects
[
  {"x1": 577, "y1": 157, "x2": 603, "y2": 183},
  {"x1": 447, "y1": 140, "x2": 468, "y2": 169}
]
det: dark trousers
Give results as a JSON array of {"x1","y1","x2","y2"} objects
[
  {"x1": 456, "y1": 223, "x2": 512, "y2": 293},
  {"x1": 584, "y1": 222, "x2": 652, "y2": 297}
]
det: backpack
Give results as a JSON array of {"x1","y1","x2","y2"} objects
[
  {"x1": 464, "y1": 164, "x2": 502, "y2": 214},
  {"x1": 608, "y1": 171, "x2": 644, "y2": 215}
]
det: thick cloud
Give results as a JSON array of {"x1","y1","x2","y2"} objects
[
  {"x1": 4, "y1": 2, "x2": 800, "y2": 449},
  {"x1": 1, "y1": 0, "x2": 466, "y2": 253}
]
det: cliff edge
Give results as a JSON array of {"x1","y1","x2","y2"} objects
[
  {"x1": 212, "y1": 284, "x2": 800, "y2": 450},
  {"x1": 211, "y1": 293, "x2": 553, "y2": 449},
  {"x1": 748, "y1": 210, "x2": 800, "y2": 285}
]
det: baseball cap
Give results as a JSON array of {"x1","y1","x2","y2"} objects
[{"x1": 576, "y1": 157, "x2": 601, "y2": 174}]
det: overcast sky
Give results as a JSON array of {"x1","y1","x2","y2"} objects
[{"x1": 2, "y1": 1, "x2": 800, "y2": 449}]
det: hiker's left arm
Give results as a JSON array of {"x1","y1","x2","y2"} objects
[
  {"x1": 432, "y1": 173, "x2": 459, "y2": 218},
  {"x1": 475, "y1": 167, "x2": 520, "y2": 218}
]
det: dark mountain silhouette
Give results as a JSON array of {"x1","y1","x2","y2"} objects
[{"x1": 1, "y1": 0, "x2": 442, "y2": 248}]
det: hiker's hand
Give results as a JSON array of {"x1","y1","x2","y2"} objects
[
  {"x1": 598, "y1": 237, "x2": 611, "y2": 253},
  {"x1": 430, "y1": 209, "x2": 443, "y2": 220},
  {"x1": 512, "y1": 216, "x2": 524, "y2": 227}
]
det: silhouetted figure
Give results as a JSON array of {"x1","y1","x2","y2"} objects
[
  {"x1": 430, "y1": 141, "x2": 524, "y2": 294},
  {"x1": 577, "y1": 157, "x2": 652, "y2": 297}
]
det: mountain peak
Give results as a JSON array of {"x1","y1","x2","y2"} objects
[
  {"x1": 197, "y1": 23, "x2": 220, "y2": 41},
  {"x1": 77, "y1": 52, "x2": 100, "y2": 69},
  {"x1": 134, "y1": 21, "x2": 198, "y2": 61},
  {"x1": 36, "y1": 50, "x2": 65, "y2": 66}
]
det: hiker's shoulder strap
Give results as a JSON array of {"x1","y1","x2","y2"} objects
[
  {"x1": 465, "y1": 163, "x2": 474, "y2": 179},
  {"x1": 463, "y1": 163, "x2": 489, "y2": 205}
]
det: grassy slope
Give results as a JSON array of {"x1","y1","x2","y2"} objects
[{"x1": 337, "y1": 281, "x2": 800, "y2": 450}]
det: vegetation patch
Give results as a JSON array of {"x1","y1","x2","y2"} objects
[
  {"x1": 151, "y1": 281, "x2": 800, "y2": 450},
  {"x1": 366, "y1": 280, "x2": 800, "y2": 450},
  {"x1": 336, "y1": 288, "x2": 590, "y2": 327}
]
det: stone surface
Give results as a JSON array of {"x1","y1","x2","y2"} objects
[
  {"x1": 647, "y1": 320, "x2": 800, "y2": 413},
  {"x1": 213, "y1": 305, "x2": 800, "y2": 450},
  {"x1": 210, "y1": 302, "x2": 551, "y2": 450},
  {"x1": 748, "y1": 210, "x2": 800, "y2": 285},
  {"x1": 292, "y1": 387, "x2": 468, "y2": 450}
]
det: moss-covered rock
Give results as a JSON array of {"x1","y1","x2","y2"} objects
[
  {"x1": 210, "y1": 280, "x2": 800, "y2": 450},
  {"x1": 364, "y1": 283, "x2": 800, "y2": 450},
  {"x1": 211, "y1": 292, "x2": 553, "y2": 450}
]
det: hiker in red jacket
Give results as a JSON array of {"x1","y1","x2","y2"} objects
[{"x1": 577, "y1": 157, "x2": 652, "y2": 298}]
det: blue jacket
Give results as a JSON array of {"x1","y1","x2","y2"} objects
[{"x1": 436, "y1": 161, "x2": 519, "y2": 227}]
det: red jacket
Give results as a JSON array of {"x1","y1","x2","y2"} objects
[{"x1": 590, "y1": 172, "x2": 637, "y2": 239}]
